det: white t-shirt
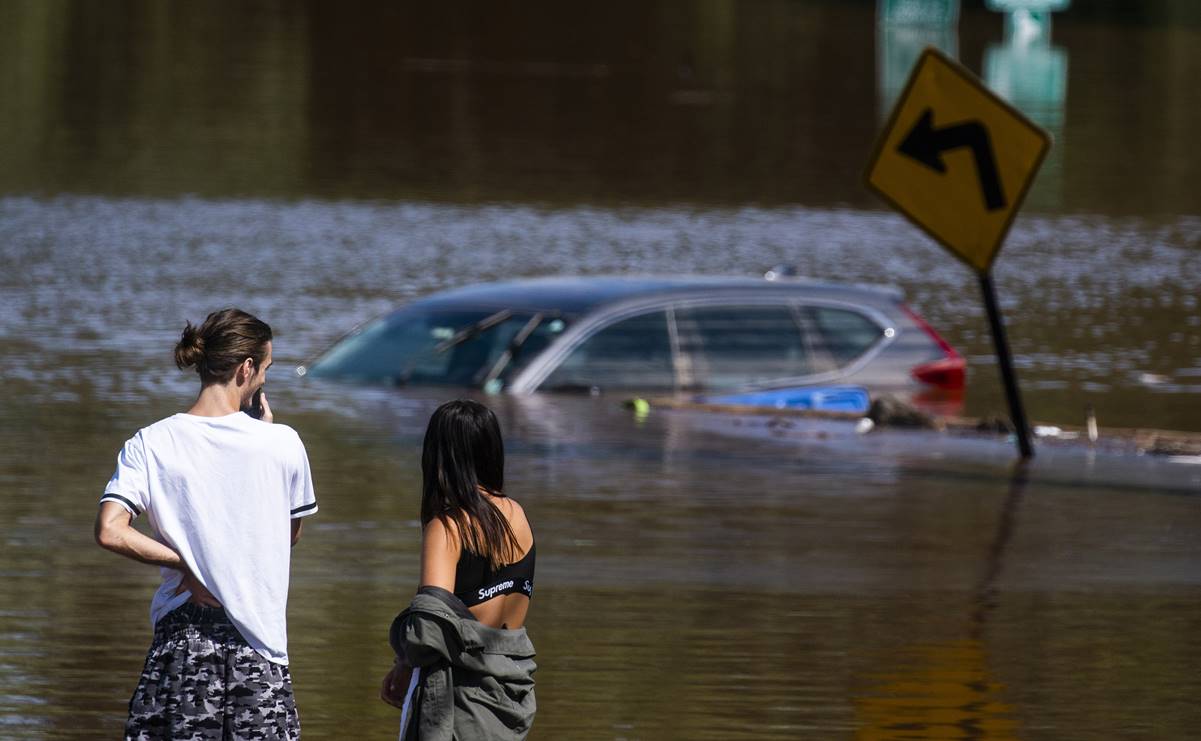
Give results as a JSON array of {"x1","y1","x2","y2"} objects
[{"x1": 101, "y1": 411, "x2": 318, "y2": 665}]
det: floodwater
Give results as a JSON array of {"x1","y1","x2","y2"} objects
[{"x1": 1, "y1": 2, "x2": 1199, "y2": 739}]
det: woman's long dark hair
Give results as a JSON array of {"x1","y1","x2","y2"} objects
[{"x1": 421, "y1": 400, "x2": 520, "y2": 570}]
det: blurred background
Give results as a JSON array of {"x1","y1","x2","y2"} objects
[{"x1": 1, "y1": 1, "x2": 1199, "y2": 739}]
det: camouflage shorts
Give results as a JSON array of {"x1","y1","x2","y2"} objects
[{"x1": 125, "y1": 604, "x2": 300, "y2": 741}]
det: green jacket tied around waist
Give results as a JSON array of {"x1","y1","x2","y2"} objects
[{"x1": 390, "y1": 586, "x2": 537, "y2": 740}]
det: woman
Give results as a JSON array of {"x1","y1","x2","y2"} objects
[{"x1": 382, "y1": 400, "x2": 537, "y2": 740}]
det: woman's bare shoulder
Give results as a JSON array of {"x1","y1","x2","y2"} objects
[
  {"x1": 423, "y1": 514, "x2": 462, "y2": 549},
  {"x1": 499, "y1": 496, "x2": 533, "y2": 544}
]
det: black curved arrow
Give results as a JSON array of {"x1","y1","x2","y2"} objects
[{"x1": 898, "y1": 108, "x2": 1006, "y2": 211}]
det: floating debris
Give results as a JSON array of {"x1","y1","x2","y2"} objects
[
  {"x1": 976, "y1": 415, "x2": 1013, "y2": 434},
  {"x1": 868, "y1": 396, "x2": 939, "y2": 429},
  {"x1": 623, "y1": 397, "x2": 651, "y2": 423},
  {"x1": 634, "y1": 395, "x2": 1201, "y2": 458}
]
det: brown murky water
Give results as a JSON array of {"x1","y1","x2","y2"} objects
[{"x1": 1, "y1": 2, "x2": 1199, "y2": 739}]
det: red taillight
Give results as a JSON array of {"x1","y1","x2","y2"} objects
[
  {"x1": 912, "y1": 356, "x2": 966, "y2": 389},
  {"x1": 901, "y1": 304, "x2": 965, "y2": 390}
]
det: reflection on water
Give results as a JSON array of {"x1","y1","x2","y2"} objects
[
  {"x1": 982, "y1": 3, "x2": 1070, "y2": 210},
  {"x1": 876, "y1": 0, "x2": 960, "y2": 120},
  {"x1": 855, "y1": 641, "x2": 1017, "y2": 740},
  {"x1": 1, "y1": 1, "x2": 1200, "y2": 738},
  {"x1": 854, "y1": 460, "x2": 1024, "y2": 740},
  {"x1": 2, "y1": 388, "x2": 1199, "y2": 738},
  {"x1": 1, "y1": 2, "x2": 1199, "y2": 214}
]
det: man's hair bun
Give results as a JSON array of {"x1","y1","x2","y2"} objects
[{"x1": 174, "y1": 322, "x2": 206, "y2": 370}]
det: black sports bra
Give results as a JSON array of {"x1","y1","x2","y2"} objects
[{"x1": 454, "y1": 543, "x2": 536, "y2": 608}]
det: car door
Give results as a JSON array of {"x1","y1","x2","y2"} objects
[
  {"x1": 537, "y1": 309, "x2": 676, "y2": 393},
  {"x1": 671, "y1": 303, "x2": 825, "y2": 391}
]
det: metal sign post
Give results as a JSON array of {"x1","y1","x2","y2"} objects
[
  {"x1": 866, "y1": 47, "x2": 1050, "y2": 458},
  {"x1": 978, "y1": 272, "x2": 1033, "y2": 458}
]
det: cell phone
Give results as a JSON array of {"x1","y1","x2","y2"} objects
[{"x1": 244, "y1": 388, "x2": 265, "y2": 419}]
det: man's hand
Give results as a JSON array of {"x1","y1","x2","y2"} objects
[
  {"x1": 174, "y1": 566, "x2": 222, "y2": 608},
  {"x1": 380, "y1": 658, "x2": 414, "y2": 709},
  {"x1": 260, "y1": 390, "x2": 274, "y2": 424},
  {"x1": 96, "y1": 503, "x2": 221, "y2": 606}
]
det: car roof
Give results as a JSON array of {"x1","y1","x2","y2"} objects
[{"x1": 413, "y1": 275, "x2": 905, "y2": 315}]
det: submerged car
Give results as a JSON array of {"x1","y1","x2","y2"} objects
[{"x1": 301, "y1": 275, "x2": 965, "y2": 406}]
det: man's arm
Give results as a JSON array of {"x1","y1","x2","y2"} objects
[
  {"x1": 94, "y1": 502, "x2": 221, "y2": 607},
  {"x1": 95, "y1": 501, "x2": 182, "y2": 568},
  {"x1": 291, "y1": 518, "x2": 303, "y2": 546}
]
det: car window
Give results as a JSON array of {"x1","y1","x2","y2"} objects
[
  {"x1": 675, "y1": 305, "x2": 813, "y2": 390},
  {"x1": 309, "y1": 308, "x2": 568, "y2": 387},
  {"x1": 806, "y1": 306, "x2": 884, "y2": 366},
  {"x1": 540, "y1": 311, "x2": 674, "y2": 392}
]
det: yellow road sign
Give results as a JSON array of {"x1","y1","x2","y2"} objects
[{"x1": 866, "y1": 47, "x2": 1051, "y2": 273}]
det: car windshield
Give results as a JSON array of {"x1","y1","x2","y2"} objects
[{"x1": 307, "y1": 306, "x2": 570, "y2": 388}]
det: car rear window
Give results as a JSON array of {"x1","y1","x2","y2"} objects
[
  {"x1": 805, "y1": 306, "x2": 884, "y2": 366},
  {"x1": 540, "y1": 311, "x2": 674, "y2": 392},
  {"x1": 674, "y1": 305, "x2": 814, "y2": 390}
]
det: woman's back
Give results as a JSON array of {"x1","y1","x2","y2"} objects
[
  {"x1": 420, "y1": 496, "x2": 534, "y2": 629},
  {"x1": 453, "y1": 496, "x2": 534, "y2": 629}
]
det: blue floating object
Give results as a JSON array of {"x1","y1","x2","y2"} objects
[{"x1": 704, "y1": 385, "x2": 871, "y2": 414}]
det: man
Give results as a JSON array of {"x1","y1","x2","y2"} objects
[{"x1": 95, "y1": 308, "x2": 317, "y2": 740}]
